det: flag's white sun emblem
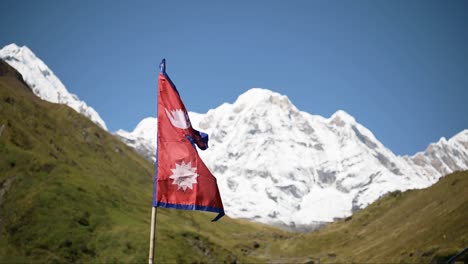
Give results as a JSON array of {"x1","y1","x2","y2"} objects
[{"x1": 169, "y1": 161, "x2": 199, "y2": 191}]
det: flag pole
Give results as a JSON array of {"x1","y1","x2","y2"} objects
[
  {"x1": 149, "y1": 59, "x2": 163, "y2": 264},
  {"x1": 148, "y1": 206, "x2": 158, "y2": 264}
]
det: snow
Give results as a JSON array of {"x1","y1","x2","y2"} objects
[
  {"x1": 296, "y1": 186, "x2": 352, "y2": 222},
  {"x1": 116, "y1": 88, "x2": 468, "y2": 228},
  {"x1": 0, "y1": 43, "x2": 107, "y2": 130},
  {"x1": 329, "y1": 109, "x2": 356, "y2": 125},
  {"x1": 115, "y1": 117, "x2": 157, "y2": 161},
  {"x1": 4, "y1": 42, "x2": 463, "y2": 229},
  {"x1": 450, "y1": 129, "x2": 468, "y2": 144}
]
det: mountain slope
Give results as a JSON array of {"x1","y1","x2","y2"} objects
[
  {"x1": 258, "y1": 170, "x2": 468, "y2": 263},
  {"x1": 0, "y1": 60, "x2": 285, "y2": 263},
  {"x1": 405, "y1": 131, "x2": 468, "y2": 178},
  {"x1": 117, "y1": 88, "x2": 468, "y2": 229},
  {"x1": 4, "y1": 42, "x2": 465, "y2": 229},
  {"x1": 115, "y1": 117, "x2": 158, "y2": 162},
  {"x1": 0, "y1": 43, "x2": 107, "y2": 130},
  {"x1": 1, "y1": 60, "x2": 466, "y2": 263}
]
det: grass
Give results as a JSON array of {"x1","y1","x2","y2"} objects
[
  {"x1": 258, "y1": 170, "x2": 468, "y2": 263},
  {"x1": 0, "y1": 60, "x2": 287, "y2": 263},
  {"x1": 1, "y1": 60, "x2": 466, "y2": 263}
]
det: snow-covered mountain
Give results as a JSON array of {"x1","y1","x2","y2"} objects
[
  {"x1": 0, "y1": 43, "x2": 107, "y2": 130},
  {"x1": 4, "y1": 43, "x2": 464, "y2": 229},
  {"x1": 116, "y1": 88, "x2": 468, "y2": 229},
  {"x1": 116, "y1": 118, "x2": 158, "y2": 161},
  {"x1": 115, "y1": 112, "x2": 204, "y2": 161}
]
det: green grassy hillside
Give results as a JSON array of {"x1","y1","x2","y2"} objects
[
  {"x1": 0, "y1": 60, "x2": 287, "y2": 263},
  {"x1": 1, "y1": 59, "x2": 466, "y2": 263},
  {"x1": 259, "y1": 170, "x2": 468, "y2": 263}
]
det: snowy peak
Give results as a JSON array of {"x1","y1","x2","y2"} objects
[
  {"x1": 0, "y1": 43, "x2": 107, "y2": 130},
  {"x1": 115, "y1": 117, "x2": 157, "y2": 142},
  {"x1": 450, "y1": 129, "x2": 468, "y2": 146},
  {"x1": 115, "y1": 117, "x2": 157, "y2": 161},
  {"x1": 232, "y1": 88, "x2": 299, "y2": 114},
  {"x1": 234, "y1": 88, "x2": 280, "y2": 103},
  {"x1": 116, "y1": 88, "x2": 468, "y2": 229},
  {"x1": 329, "y1": 110, "x2": 356, "y2": 126},
  {"x1": 408, "y1": 130, "x2": 468, "y2": 177},
  {"x1": 236, "y1": 88, "x2": 291, "y2": 104},
  {"x1": 129, "y1": 117, "x2": 158, "y2": 139},
  {"x1": 197, "y1": 89, "x2": 418, "y2": 225},
  {"x1": 1, "y1": 44, "x2": 35, "y2": 63}
]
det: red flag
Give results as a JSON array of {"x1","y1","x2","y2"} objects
[{"x1": 152, "y1": 59, "x2": 224, "y2": 221}]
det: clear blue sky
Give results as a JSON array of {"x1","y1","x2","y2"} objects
[{"x1": 1, "y1": 0, "x2": 467, "y2": 155}]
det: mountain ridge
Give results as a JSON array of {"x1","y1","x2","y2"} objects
[
  {"x1": 0, "y1": 43, "x2": 107, "y2": 130},
  {"x1": 1, "y1": 43, "x2": 466, "y2": 229},
  {"x1": 2, "y1": 58, "x2": 466, "y2": 263},
  {"x1": 117, "y1": 87, "x2": 468, "y2": 229}
]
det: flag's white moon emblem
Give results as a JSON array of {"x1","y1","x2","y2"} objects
[
  {"x1": 169, "y1": 161, "x2": 199, "y2": 191},
  {"x1": 165, "y1": 108, "x2": 191, "y2": 129}
]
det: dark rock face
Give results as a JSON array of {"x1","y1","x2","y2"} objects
[
  {"x1": 352, "y1": 125, "x2": 378, "y2": 149},
  {"x1": 317, "y1": 169, "x2": 337, "y2": 185},
  {"x1": 0, "y1": 60, "x2": 29, "y2": 88}
]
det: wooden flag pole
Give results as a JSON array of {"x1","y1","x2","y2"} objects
[{"x1": 148, "y1": 206, "x2": 158, "y2": 264}]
